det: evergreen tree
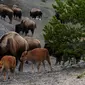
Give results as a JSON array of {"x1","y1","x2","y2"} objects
[{"x1": 43, "y1": 0, "x2": 85, "y2": 64}]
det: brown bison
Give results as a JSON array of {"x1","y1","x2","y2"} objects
[
  {"x1": 0, "y1": 4, "x2": 8, "y2": 19},
  {"x1": 15, "y1": 17, "x2": 36, "y2": 35},
  {"x1": 0, "y1": 4, "x2": 8, "y2": 8},
  {"x1": 30, "y1": 8, "x2": 42, "y2": 20},
  {"x1": 0, "y1": 5, "x2": 13, "y2": 23},
  {"x1": 12, "y1": 6, "x2": 22, "y2": 20},
  {"x1": 24, "y1": 36, "x2": 41, "y2": 51},
  {"x1": 0, "y1": 55, "x2": 16, "y2": 81},
  {"x1": 0, "y1": 31, "x2": 28, "y2": 71},
  {"x1": 20, "y1": 48, "x2": 52, "y2": 72},
  {"x1": 15, "y1": 23, "x2": 22, "y2": 34}
]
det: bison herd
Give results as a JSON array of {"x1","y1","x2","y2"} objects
[
  {"x1": 0, "y1": 4, "x2": 42, "y2": 36},
  {"x1": 0, "y1": 3, "x2": 77, "y2": 81},
  {"x1": 0, "y1": 3, "x2": 44, "y2": 80}
]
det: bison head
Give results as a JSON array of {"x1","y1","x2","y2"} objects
[{"x1": 20, "y1": 51, "x2": 28, "y2": 61}]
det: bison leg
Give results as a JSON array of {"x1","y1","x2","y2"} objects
[
  {"x1": 8, "y1": 15, "x2": 12, "y2": 24},
  {"x1": 31, "y1": 29, "x2": 34, "y2": 36},
  {"x1": 57, "y1": 56, "x2": 62, "y2": 65},
  {"x1": 42, "y1": 61, "x2": 46, "y2": 71},
  {"x1": 55, "y1": 58, "x2": 58, "y2": 65},
  {"x1": 18, "y1": 14, "x2": 22, "y2": 20},
  {"x1": 18, "y1": 61, "x2": 24, "y2": 72},
  {"x1": 3, "y1": 72, "x2": 6, "y2": 81},
  {"x1": 37, "y1": 62, "x2": 41, "y2": 72},
  {"x1": 24, "y1": 30, "x2": 29, "y2": 35},
  {"x1": 31, "y1": 63, "x2": 34, "y2": 72},
  {"x1": 1, "y1": 13, "x2": 6, "y2": 20},
  {"x1": 46, "y1": 57, "x2": 52, "y2": 71},
  {"x1": 8, "y1": 71, "x2": 10, "y2": 79},
  {"x1": 1, "y1": 67, "x2": 7, "y2": 81},
  {"x1": 25, "y1": 61, "x2": 29, "y2": 64},
  {"x1": 9, "y1": 68, "x2": 15, "y2": 79},
  {"x1": 2, "y1": 69, "x2": 8, "y2": 81},
  {"x1": 9, "y1": 18, "x2": 12, "y2": 24}
]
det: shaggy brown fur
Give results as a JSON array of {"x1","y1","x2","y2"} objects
[
  {"x1": 24, "y1": 36, "x2": 41, "y2": 51},
  {"x1": 0, "y1": 5, "x2": 13, "y2": 23},
  {"x1": 21, "y1": 17, "x2": 36, "y2": 35},
  {"x1": 12, "y1": 7, "x2": 22, "y2": 20},
  {"x1": 0, "y1": 32, "x2": 28, "y2": 71}
]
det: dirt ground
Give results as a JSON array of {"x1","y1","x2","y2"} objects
[{"x1": 0, "y1": 0, "x2": 85, "y2": 85}]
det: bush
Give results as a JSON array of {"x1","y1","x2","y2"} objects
[{"x1": 43, "y1": 0, "x2": 85, "y2": 65}]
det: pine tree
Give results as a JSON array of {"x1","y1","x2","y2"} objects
[{"x1": 43, "y1": 0, "x2": 85, "y2": 64}]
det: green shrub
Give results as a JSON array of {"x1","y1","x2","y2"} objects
[{"x1": 43, "y1": 0, "x2": 85, "y2": 64}]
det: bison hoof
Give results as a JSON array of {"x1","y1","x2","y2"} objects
[{"x1": 8, "y1": 76, "x2": 10, "y2": 79}]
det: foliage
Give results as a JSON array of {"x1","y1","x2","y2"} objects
[
  {"x1": 53, "y1": 0, "x2": 85, "y2": 25},
  {"x1": 41, "y1": 0, "x2": 47, "y2": 2},
  {"x1": 43, "y1": 0, "x2": 85, "y2": 64}
]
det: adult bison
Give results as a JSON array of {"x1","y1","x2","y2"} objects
[
  {"x1": 15, "y1": 17, "x2": 36, "y2": 36},
  {"x1": 24, "y1": 36, "x2": 41, "y2": 51},
  {"x1": 0, "y1": 5, "x2": 13, "y2": 23},
  {"x1": 30, "y1": 8, "x2": 42, "y2": 20},
  {"x1": 24, "y1": 36, "x2": 41, "y2": 64},
  {"x1": 0, "y1": 31, "x2": 28, "y2": 71},
  {"x1": 15, "y1": 23, "x2": 22, "y2": 34},
  {"x1": 0, "y1": 4, "x2": 8, "y2": 15},
  {"x1": 12, "y1": 6, "x2": 22, "y2": 20}
]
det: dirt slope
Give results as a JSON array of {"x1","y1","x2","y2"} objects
[{"x1": 0, "y1": 0, "x2": 85, "y2": 85}]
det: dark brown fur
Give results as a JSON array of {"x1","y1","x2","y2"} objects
[
  {"x1": 0, "y1": 5, "x2": 13, "y2": 24},
  {"x1": 21, "y1": 17, "x2": 36, "y2": 35},
  {"x1": 30, "y1": 8, "x2": 42, "y2": 19},
  {"x1": 12, "y1": 7, "x2": 22, "y2": 20}
]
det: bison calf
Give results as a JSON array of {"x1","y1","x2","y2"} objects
[
  {"x1": 0, "y1": 55, "x2": 16, "y2": 81},
  {"x1": 20, "y1": 48, "x2": 52, "y2": 72}
]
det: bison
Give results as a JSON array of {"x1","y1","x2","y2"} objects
[
  {"x1": 0, "y1": 55, "x2": 16, "y2": 81},
  {"x1": 15, "y1": 17, "x2": 36, "y2": 36},
  {"x1": 12, "y1": 6, "x2": 22, "y2": 20},
  {"x1": 24, "y1": 36, "x2": 41, "y2": 64},
  {"x1": 0, "y1": 5, "x2": 13, "y2": 23},
  {"x1": 15, "y1": 23, "x2": 22, "y2": 34},
  {"x1": 20, "y1": 48, "x2": 52, "y2": 72},
  {"x1": 30, "y1": 8, "x2": 42, "y2": 20},
  {"x1": 24, "y1": 36, "x2": 41, "y2": 51},
  {"x1": 0, "y1": 31, "x2": 28, "y2": 71}
]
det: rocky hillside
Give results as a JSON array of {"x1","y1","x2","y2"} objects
[{"x1": 0, "y1": 0, "x2": 85, "y2": 85}]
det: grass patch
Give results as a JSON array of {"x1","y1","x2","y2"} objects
[{"x1": 77, "y1": 72, "x2": 85, "y2": 79}]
